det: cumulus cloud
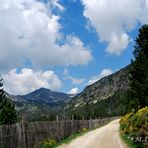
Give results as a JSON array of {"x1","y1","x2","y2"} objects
[
  {"x1": 67, "y1": 76, "x2": 84, "y2": 85},
  {"x1": 68, "y1": 87, "x2": 79, "y2": 94},
  {"x1": 88, "y1": 69, "x2": 113, "y2": 85},
  {"x1": 3, "y1": 68, "x2": 62, "y2": 95},
  {"x1": 0, "y1": 0, "x2": 92, "y2": 72},
  {"x1": 106, "y1": 33, "x2": 129, "y2": 56},
  {"x1": 49, "y1": 0, "x2": 65, "y2": 11},
  {"x1": 81, "y1": 0, "x2": 148, "y2": 55},
  {"x1": 63, "y1": 68, "x2": 84, "y2": 85}
]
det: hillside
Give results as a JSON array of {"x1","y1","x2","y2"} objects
[
  {"x1": 6, "y1": 66, "x2": 130, "y2": 120},
  {"x1": 7, "y1": 88, "x2": 72, "y2": 121},
  {"x1": 63, "y1": 66, "x2": 130, "y2": 119},
  {"x1": 19, "y1": 87, "x2": 71, "y2": 106}
]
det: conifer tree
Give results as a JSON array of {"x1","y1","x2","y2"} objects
[
  {"x1": 0, "y1": 75, "x2": 18, "y2": 125},
  {"x1": 129, "y1": 25, "x2": 148, "y2": 111},
  {"x1": 0, "y1": 77, "x2": 6, "y2": 109}
]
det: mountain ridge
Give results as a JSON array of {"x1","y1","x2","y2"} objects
[
  {"x1": 18, "y1": 87, "x2": 71, "y2": 106},
  {"x1": 7, "y1": 65, "x2": 130, "y2": 120},
  {"x1": 7, "y1": 88, "x2": 72, "y2": 120},
  {"x1": 63, "y1": 65, "x2": 130, "y2": 119}
]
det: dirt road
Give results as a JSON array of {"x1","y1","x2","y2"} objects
[{"x1": 58, "y1": 119, "x2": 127, "y2": 148}]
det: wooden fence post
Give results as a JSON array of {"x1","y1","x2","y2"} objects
[
  {"x1": 82, "y1": 116, "x2": 84, "y2": 121},
  {"x1": 22, "y1": 117, "x2": 28, "y2": 148},
  {"x1": 56, "y1": 115, "x2": 59, "y2": 122}
]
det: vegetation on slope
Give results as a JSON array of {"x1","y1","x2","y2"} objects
[
  {"x1": 67, "y1": 91, "x2": 128, "y2": 119},
  {"x1": 63, "y1": 66, "x2": 130, "y2": 119},
  {"x1": 0, "y1": 76, "x2": 18, "y2": 125},
  {"x1": 120, "y1": 25, "x2": 148, "y2": 147},
  {"x1": 127, "y1": 24, "x2": 148, "y2": 111},
  {"x1": 120, "y1": 107, "x2": 148, "y2": 147}
]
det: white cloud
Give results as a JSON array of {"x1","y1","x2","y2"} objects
[
  {"x1": 68, "y1": 87, "x2": 79, "y2": 94},
  {"x1": 88, "y1": 69, "x2": 113, "y2": 85},
  {"x1": 67, "y1": 76, "x2": 84, "y2": 85},
  {"x1": 0, "y1": 0, "x2": 92, "y2": 72},
  {"x1": 146, "y1": 0, "x2": 148, "y2": 6},
  {"x1": 81, "y1": 0, "x2": 148, "y2": 55},
  {"x1": 106, "y1": 33, "x2": 129, "y2": 56},
  {"x1": 99, "y1": 69, "x2": 113, "y2": 78},
  {"x1": 49, "y1": 0, "x2": 65, "y2": 11},
  {"x1": 63, "y1": 68, "x2": 84, "y2": 85},
  {"x1": 3, "y1": 68, "x2": 62, "y2": 95}
]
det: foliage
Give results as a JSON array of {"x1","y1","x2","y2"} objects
[
  {"x1": 64, "y1": 66, "x2": 130, "y2": 119},
  {"x1": 128, "y1": 24, "x2": 148, "y2": 111},
  {"x1": 121, "y1": 133, "x2": 143, "y2": 148},
  {"x1": 39, "y1": 139, "x2": 56, "y2": 148},
  {"x1": 120, "y1": 107, "x2": 148, "y2": 147},
  {"x1": 67, "y1": 91, "x2": 128, "y2": 119},
  {"x1": 49, "y1": 130, "x2": 87, "y2": 147},
  {"x1": 0, "y1": 77, "x2": 6, "y2": 110},
  {"x1": 81, "y1": 128, "x2": 87, "y2": 133},
  {"x1": 0, "y1": 76, "x2": 18, "y2": 125},
  {"x1": 0, "y1": 98, "x2": 18, "y2": 125}
]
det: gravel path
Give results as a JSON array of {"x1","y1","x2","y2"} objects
[{"x1": 58, "y1": 119, "x2": 127, "y2": 148}]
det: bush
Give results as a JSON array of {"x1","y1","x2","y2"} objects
[
  {"x1": 40, "y1": 139, "x2": 56, "y2": 148},
  {"x1": 120, "y1": 107, "x2": 148, "y2": 147},
  {"x1": 81, "y1": 128, "x2": 87, "y2": 133}
]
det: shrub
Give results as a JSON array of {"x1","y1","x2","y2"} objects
[
  {"x1": 40, "y1": 139, "x2": 56, "y2": 148},
  {"x1": 81, "y1": 128, "x2": 87, "y2": 133},
  {"x1": 120, "y1": 107, "x2": 148, "y2": 147}
]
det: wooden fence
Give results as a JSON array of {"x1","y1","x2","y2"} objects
[{"x1": 0, "y1": 117, "x2": 117, "y2": 148}]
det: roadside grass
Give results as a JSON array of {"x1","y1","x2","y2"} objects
[
  {"x1": 40, "y1": 120, "x2": 115, "y2": 148},
  {"x1": 52, "y1": 125, "x2": 103, "y2": 147},
  {"x1": 51, "y1": 130, "x2": 89, "y2": 147},
  {"x1": 40, "y1": 128, "x2": 90, "y2": 148},
  {"x1": 120, "y1": 133, "x2": 144, "y2": 148}
]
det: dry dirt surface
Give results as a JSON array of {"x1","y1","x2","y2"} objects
[{"x1": 58, "y1": 119, "x2": 127, "y2": 148}]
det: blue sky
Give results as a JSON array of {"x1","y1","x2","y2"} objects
[{"x1": 0, "y1": 0, "x2": 148, "y2": 95}]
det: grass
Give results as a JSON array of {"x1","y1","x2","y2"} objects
[
  {"x1": 39, "y1": 129, "x2": 91, "y2": 148},
  {"x1": 120, "y1": 133, "x2": 144, "y2": 148},
  {"x1": 51, "y1": 131, "x2": 88, "y2": 147},
  {"x1": 50, "y1": 121, "x2": 112, "y2": 147}
]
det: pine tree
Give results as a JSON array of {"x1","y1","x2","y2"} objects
[
  {"x1": 0, "y1": 77, "x2": 6, "y2": 110},
  {"x1": 129, "y1": 25, "x2": 148, "y2": 111},
  {"x1": 0, "y1": 75, "x2": 18, "y2": 125}
]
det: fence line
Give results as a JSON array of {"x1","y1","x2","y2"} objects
[{"x1": 0, "y1": 117, "x2": 117, "y2": 148}]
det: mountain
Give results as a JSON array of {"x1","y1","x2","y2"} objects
[
  {"x1": 18, "y1": 87, "x2": 71, "y2": 106},
  {"x1": 7, "y1": 66, "x2": 130, "y2": 120},
  {"x1": 7, "y1": 88, "x2": 72, "y2": 121},
  {"x1": 63, "y1": 66, "x2": 130, "y2": 119}
]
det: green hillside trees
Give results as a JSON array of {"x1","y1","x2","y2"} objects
[
  {"x1": 129, "y1": 25, "x2": 148, "y2": 111},
  {"x1": 0, "y1": 76, "x2": 18, "y2": 125}
]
